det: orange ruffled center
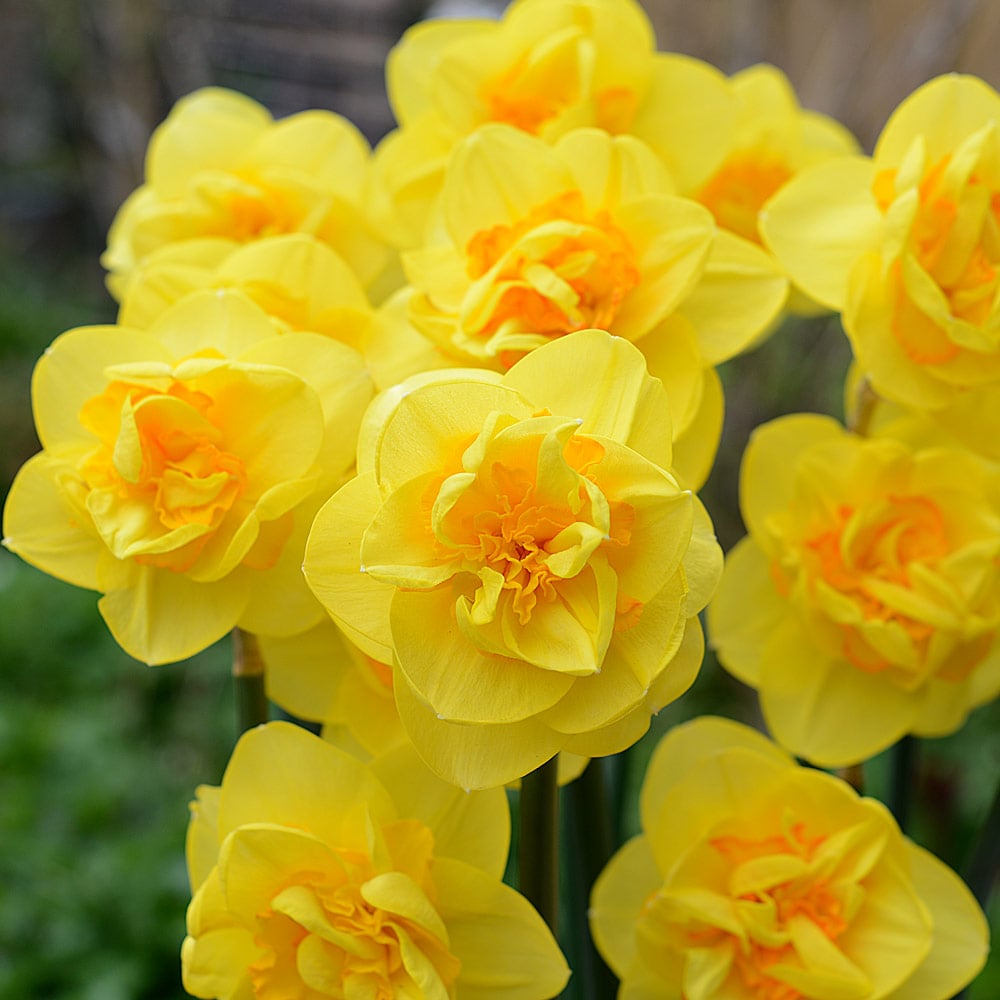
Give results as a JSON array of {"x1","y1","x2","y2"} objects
[
  {"x1": 699, "y1": 151, "x2": 793, "y2": 245},
  {"x1": 873, "y1": 154, "x2": 1000, "y2": 364},
  {"x1": 430, "y1": 414, "x2": 627, "y2": 626},
  {"x1": 78, "y1": 374, "x2": 290, "y2": 574},
  {"x1": 463, "y1": 192, "x2": 640, "y2": 366},
  {"x1": 249, "y1": 827, "x2": 460, "y2": 1000}
]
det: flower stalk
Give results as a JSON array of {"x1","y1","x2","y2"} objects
[
  {"x1": 232, "y1": 628, "x2": 269, "y2": 734},
  {"x1": 519, "y1": 756, "x2": 560, "y2": 934}
]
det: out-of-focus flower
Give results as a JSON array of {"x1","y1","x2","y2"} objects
[
  {"x1": 591, "y1": 716, "x2": 989, "y2": 1000},
  {"x1": 763, "y1": 74, "x2": 1000, "y2": 409},
  {"x1": 2, "y1": 290, "x2": 373, "y2": 664},
  {"x1": 103, "y1": 87, "x2": 389, "y2": 300},
  {"x1": 371, "y1": 0, "x2": 736, "y2": 248},
  {"x1": 304, "y1": 329, "x2": 722, "y2": 789},
  {"x1": 397, "y1": 124, "x2": 786, "y2": 487},
  {"x1": 708, "y1": 413, "x2": 1000, "y2": 765},
  {"x1": 182, "y1": 721, "x2": 569, "y2": 1000},
  {"x1": 691, "y1": 64, "x2": 858, "y2": 313}
]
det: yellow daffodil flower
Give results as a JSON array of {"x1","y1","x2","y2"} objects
[
  {"x1": 397, "y1": 124, "x2": 787, "y2": 488},
  {"x1": 103, "y1": 87, "x2": 390, "y2": 300},
  {"x1": 591, "y1": 716, "x2": 989, "y2": 1000},
  {"x1": 708, "y1": 413, "x2": 1000, "y2": 766},
  {"x1": 763, "y1": 74, "x2": 1000, "y2": 409},
  {"x1": 182, "y1": 721, "x2": 569, "y2": 1000},
  {"x1": 2, "y1": 290, "x2": 374, "y2": 664},
  {"x1": 692, "y1": 64, "x2": 858, "y2": 315},
  {"x1": 303, "y1": 329, "x2": 723, "y2": 789},
  {"x1": 370, "y1": 0, "x2": 737, "y2": 248}
]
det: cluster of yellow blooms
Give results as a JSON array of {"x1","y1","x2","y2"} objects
[{"x1": 2, "y1": 0, "x2": 996, "y2": 997}]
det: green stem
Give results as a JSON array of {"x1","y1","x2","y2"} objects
[
  {"x1": 519, "y1": 756, "x2": 560, "y2": 934},
  {"x1": 566, "y1": 760, "x2": 618, "y2": 1000},
  {"x1": 888, "y1": 736, "x2": 917, "y2": 833},
  {"x1": 963, "y1": 769, "x2": 1000, "y2": 910},
  {"x1": 232, "y1": 628, "x2": 269, "y2": 735}
]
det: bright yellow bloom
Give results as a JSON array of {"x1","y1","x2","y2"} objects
[
  {"x1": 591, "y1": 716, "x2": 989, "y2": 1000},
  {"x1": 2, "y1": 290, "x2": 373, "y2": 664},
  {"x1": 304, "y1": 329, "x2": 722, "y2": 788},
  {"x1": 182, "y1": 721, "x2": 569, "y2": 1000},
  {"x1": 691, "y1": 64, "x2": 858, "y2": 314},
  {"x1": 763, "y1": 74, "x2": 1000, "y2": 409},
  {"x1": 398, "y1": 124, "x2": 786, "y2": 488},
  {"x1": 103, "y1": 87, "x2": 389, "y2": 300},
  {"x1": 371, "y1": 0, "x2": 737, "y2": 248},
  {"x1": 708, "y1": 413, "x2": 1000, "y2": 766}
]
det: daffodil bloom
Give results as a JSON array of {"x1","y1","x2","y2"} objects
[
  {"x1": 708, "y1": 413, "x2": 1000, "y2": 765},
  {"x1": 2, "y1": 290, "x2": 373, "y2": 664},
  {"x1": 304, "y1": 329, "x2": 722, "y2": 789},
  {"x1": 182, "y1": 722, "x2": 569, "y2": 1000},
  {"x1": 103, "y1": 87, "x2": 389, "y2": 300},
  {"x1": 763, "y1": 74, "x2": 1000, "y2": 409},
  {"x1": 370, "y1": 0, "x2": 737, "y2": 248},
  {"x1": 591, "y1": 716, "x2": 989, "y2": 1000},
  {"x1": 398, "y1": 124, "x2": 786, "y2": 488},
  {"x1": 691, "y1": 64, "x2": 858, "y2": 314}
]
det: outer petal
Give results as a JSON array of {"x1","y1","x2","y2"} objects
[
  {"x1": 217, "y1": 722, "x2": 395, "y2": 845},
  {"x1": 394, "y1": 671, "x2": 564, "y2": 789},
  {"x1": 433, "y1": 857, "x2": 570, "y2": 1000},
  {"x1": 881, "y1": 842, "x2": 989, "y2": 1000},
  {"x1": 758, "y1": 618, "x2": 918, "y2": 767},
  {"x1": 98, "y1": 568, "x2": 247, "y2": 665},
  {"x1": 3, "y1": 454, "x2": 105, "y2": 590},
  {"x1": 370, "y1": 743, "x2": 510, "y2": 879},
  {"x1": 760, "y1": 156, "x2": 882, "y2": 309},
  {"x1": 304, "y1": 472, "x2": 394, "y2": 663},
  {"x1": 589, "y1": 834, "x2": 661, "y2": 978}
]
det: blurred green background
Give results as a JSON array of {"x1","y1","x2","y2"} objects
[{"x1": 1, "y1": 1, "x2": 999, "y2": 997}]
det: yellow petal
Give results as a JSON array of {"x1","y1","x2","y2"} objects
[
  {"x1": 433, "y1": 856, "x2": 570, "y2": 1000},
  {"x1": 761, "y1": 156, "x2": 882, "y2": 309},
  {"x1": 304, "y1": 473, "x2": 395, "y2": 663}
]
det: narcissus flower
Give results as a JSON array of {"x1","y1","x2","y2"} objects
[
  {"x1": 708, "y1": 413, "x2": 1000, "y2": 766},
  {"x1": 182, "y1": 722, "x2": 569, "y2": 1000},
  {"x1": 304, "y1": 329, "x2": 723, "y2": 788},
  {"x1": 691, "y1": 64, "x2": 858, "y2": 313},
  {"x1": 399, "y1": 124, "x2": 786, "y2": 487},
  {"x1": 2, "y1": 290, "x2": 373, "y2": 664},
  {"x1": 103, "y1": 87, "x2": 389, "y2": 300},
  {"x1": 370, "y1": 0, "x2": 737, "y2": 248},
  {"x1": 591, "y1": 716, "x2": 989, "y2": 1000},
  {"x1": 763, "y1": 74, "x2": 1000, "y2": 409}
]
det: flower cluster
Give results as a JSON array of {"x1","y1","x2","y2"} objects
[{"x1": 2, "y1": 0, "x2": 996, "y2": 997}]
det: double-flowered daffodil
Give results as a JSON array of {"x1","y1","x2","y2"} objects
[
  {"x1": 763, "y1": 74, "x2": 1000, "y2": 409},
  {"x1": 304, "y1": 329, "x2": 723, "y2": 789},
  {"x1": 2, "y1": 290, "x2": 373, "y2": 664},
  {"x1": 370, "y1": 0, "x2": 737, "y2": 248},
  {"x1": 591, "y1": 716, "x2": 989, "y2": 1000},
  {"x1": 398, "y1": 124, "x2": 787, "y2": 489},
  {"x1": 709, "y1": 413, "x2": 1000, "y2": 766},
  {"x1": 182, "y1": 721, "x2": 569, "y2": 1000},
  {"x1": 103, "y1": 87, "x2": 389, "y2": 300}
]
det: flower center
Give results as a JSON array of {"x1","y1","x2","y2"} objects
[
  {"x1": 874, "y1": 155, "x2": 1000, "y2": 362},
  {"x1": 798, "y1": 496, "x2": 949, "y2": 673},
  {"x1": 249, "y1": 852, "x2": 460, "y2": 1000},
  {"x1": 463, "y1": 192, "x2": 640, "y2": 366},
  {"x1": 214, "y1": 171, "x2": 297, "y2": 242},
  {"x1": 698, "y1": 152, "x2": 793, "y2": 245},
  {"x1": 79, "y1": 378, "x2": 248, "y2": 572}
]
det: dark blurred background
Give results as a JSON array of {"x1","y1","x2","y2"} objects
[{"x1": 1, "y1": 2, "x2": 998, "y2": 997}]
